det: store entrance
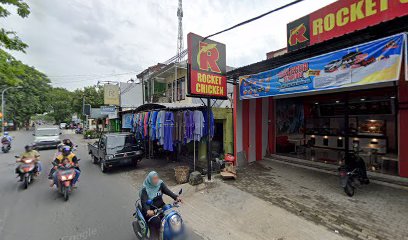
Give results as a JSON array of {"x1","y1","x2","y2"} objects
[{"x1": 275, "y1": 87, "x2": 398, "y2": 175}]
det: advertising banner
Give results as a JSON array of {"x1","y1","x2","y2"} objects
[
  {"x1": 240, "y1": 33, "x2": 405, "y2": 100},
  {"x1": 187, "y1": 32, "x2": 227, "y2": 99},
  {"x1": 122, "y1": 113, "x2": 133, "y2": 129},
  {"x1": 104, "y1": 84, "x2": 120, "y2": 105},
  {"x1": 287, "y1": 0, "x2": 408, "y2": 52}
]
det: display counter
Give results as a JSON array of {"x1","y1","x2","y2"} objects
[{"x1": 305, "y1": 134, "x2": 387, "y2": 154}]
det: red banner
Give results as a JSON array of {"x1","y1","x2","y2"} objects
[
  {"x1": 187, "y1": 33, "x2": 227, "y2": 99},
  {"x1": 287, "y1": 0, "x2": 408, "y2": 52}
]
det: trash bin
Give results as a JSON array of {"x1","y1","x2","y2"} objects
[{"x1": 174, "y1": 166, "x2": 190, "y2": 184}]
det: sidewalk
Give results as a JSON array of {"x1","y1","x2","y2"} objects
[
  {"x1": 172, "y1": 181, "x2": 348, "y2": 240},
  {"x1": 226, "y1": 159, "x2": 408, "y2": 240}
]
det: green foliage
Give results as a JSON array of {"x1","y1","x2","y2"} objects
[
  {"x1": 46, "y1": 87, "x2": 74, "y2": 124},
  {"x1": 0, "y1": 49, "x2": 51, "y2": 127},
  {"x1": 0, "y1": 0, "x2": 30, "y2": 52},
  {"x1": 71, "y1": 85, "x2": 104, "y2": 117}
]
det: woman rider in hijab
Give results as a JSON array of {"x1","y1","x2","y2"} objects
[{"x1": 140, "y1": 171, "x2": 182, "y2": 239}]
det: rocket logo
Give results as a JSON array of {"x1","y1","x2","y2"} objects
[
  {"x1": 288, "y1": 23, "x2": 308, "y2": 46},
  {"x1": 197, "y1": 42, "x2": 221, "y2": 73}
]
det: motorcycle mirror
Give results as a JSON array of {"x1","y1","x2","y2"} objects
[
  {"x1": 32, "y1": 133, "x2": 35, "y2": 136},
  {"x1": 14, "y1": 155, "x2": 20, "y2": 158},
  {"x1": 178, "y1": 189, "x2": 183, "y2": 195},
  {"x1": 146, "y1": 199, "x2": 153, "y2": 206}
]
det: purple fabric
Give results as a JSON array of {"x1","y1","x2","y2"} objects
[
  {"x1": 163, "y1": 112, "x2": 174, "y2": 151},
  {"x1": 184, "y1": 110, "x2": 194, "y2": 143}
]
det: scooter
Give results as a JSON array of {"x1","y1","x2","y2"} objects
[
  {"x1": 15, "y1": 156, "x2": 37, "y2": 189},
  {"x1": 338, "y1": 144, "x2": 369, "y2": 197},
  {"x1": 132, "y1": 189, "x2": 184, "y2": 240},
  {"x1": 54, "y1": 160, "x2": 80, "y2": 201},
  {"x1": 2, "y1": 140, "x2": 11, "y2": 153}
]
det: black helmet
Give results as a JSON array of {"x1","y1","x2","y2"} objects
[
  {"x1": 61, "y1": 146, "x2": 71, "y2": 156},
  {"x1": 25, "y1": 144, "x2": 34, "y2": 152}
]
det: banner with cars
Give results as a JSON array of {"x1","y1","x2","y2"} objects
[
  {"x1": 240, "y1": 33, "x2": 405, "y2": 100},
  {"x1": 122, "y1": 113, "x2": 133, "y2": 129}
]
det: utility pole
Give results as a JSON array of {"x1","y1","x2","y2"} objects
[{"x1": 1, "y1": 86, "x2": 22, "y2": 132}]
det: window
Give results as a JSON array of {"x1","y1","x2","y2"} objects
[{"x1": 176, "y1": 77, "x2": 185, "y2": 101}]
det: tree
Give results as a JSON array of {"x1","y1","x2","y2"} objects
[
  {"x1": 0, "y1": 49, "x2": 52, "y2": 127},
  {"x1": 71, "y1": 85, "x2": 104, "y2": 117},
  {"x1": 46, "y1": 88, "x2": 74, "y2": 124},
  {"x1": 0, "y1": 0, "x2": 30, "y2": 52}
]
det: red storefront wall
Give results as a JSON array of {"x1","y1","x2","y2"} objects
[{"x1": 399, "y1": 63, "x2": 408, "y2": 177}]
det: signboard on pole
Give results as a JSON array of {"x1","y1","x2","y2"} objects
[
  {"x1": 187, "y1": 32, "x2": 227, "y2": 99},
  {"x1": 241, "y1": 33, "x2": 405, "y2": 99},
  {"x1": 100, "y1": 106, "x2": 116, "y2": 114},
  {"x1": 287, "y1": 0, "x2": 408, "y2": 52},
  {"x1": 104, "y1": 84, "x2": 120, "y2": 105}
]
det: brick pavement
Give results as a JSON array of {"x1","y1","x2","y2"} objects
[{"x1": 226, "y1": 159, "x2": 408, "y2": 240}]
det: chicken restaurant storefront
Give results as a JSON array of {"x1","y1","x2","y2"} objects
[{"x1": 230, "y1": 1, "x2": 408, "y2": 177}]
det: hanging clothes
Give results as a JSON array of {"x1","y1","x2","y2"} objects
[
  {"x1": 149, "y1": 111, "x2": 158, "y2": 141},
  {"x1": 144, "y1": 112, "x2": 150, "y2": 138},
  {"x1": 139, "y1": 113, "x2": 145, "y2": 140},
  {"x1": 163, "y1": 112, "x2": 174, "y2": 151},
  {"x1": 193, "y1": 110, "x2": 205, "y2": 141},
  {"x1": 157, "y1": 111, "x2": 166, "y2": 145},
  {"x1": 202, "y1": 109, "x2": 215, "y2": 138},
  {"x1": 174, "y1": 111, "x2": 184, "y2": 143},
  {"x1": 184, "y1": 110, "x2": 194, "y2": 143}
]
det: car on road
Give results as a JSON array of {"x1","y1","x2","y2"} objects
[
  {"x1": 88, "y1": 132, "x2": 144, "y2": 172},
  {"x1": 59, "y1": 123, "x2": 67, "y2": 129},
  {"x1": 33, "y1": 127, "x2": 62, "y2": 150}
]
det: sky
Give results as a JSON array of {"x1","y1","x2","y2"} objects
[{"x1": 4, "y1": 0, "x2": 336, "y2": 90}]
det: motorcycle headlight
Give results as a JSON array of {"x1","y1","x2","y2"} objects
[
  {"x1": 60, "y1": 175, "x2": 67, "y2": 181},
  {"x1": 106, "y1": 155, "x2": 114, "y2": 160},
  {"x1": 169, "y1": 215, "x2": 182, "y2": 232}
]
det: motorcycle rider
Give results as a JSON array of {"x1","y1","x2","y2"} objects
[
  {"x1": 62, "y1": 139, "x2": 75, "y2": 151},
  {"x1": 1, "y1": 132, "x2": 12, "y2": 148},
  {"x1": 50, "y1": 146, "x2": 80, "y2": 187},
  {"x1": 16, "y1": 144, "x2": 41, "y2": 180},
  {"x1": 139, "y1": 171, "x2": 182, "y2": 240}
]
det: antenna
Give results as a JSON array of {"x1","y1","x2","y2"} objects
[{"x1": 176, "y1": 0, "x2": 183, "y2": 62}]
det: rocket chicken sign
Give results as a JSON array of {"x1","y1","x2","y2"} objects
[
  {"x1": 187, "y1": 33, "x2": 227, "y2": 99},
  {"x1": 287, "y1": 0, "x2": 408, "y2": 52}
]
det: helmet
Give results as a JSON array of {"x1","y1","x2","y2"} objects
[
  {"x1": 61, "y1": 146, "x2": 71, "y2": 156},
  {"x1": 57, "y1": 143, "x2": 65, "y2": 152},
  {"x1": 25, "y1": 144, "x2": 34, "y2": 152},
  {"x1": 63, "y1": 139, "x2": 71, "y2": 145},
  {"x1": 4, "y1": 132, "x2": 8, "y2": 135}
]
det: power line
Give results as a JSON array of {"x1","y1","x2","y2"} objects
[{"x1": 203, "y1": 0, "x2": 305, "y2": 41}]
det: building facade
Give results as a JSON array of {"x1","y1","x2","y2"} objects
[{"x1": 230, "y1": 2, "x2": 408, "y2": 177}]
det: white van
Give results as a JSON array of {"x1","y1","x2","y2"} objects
[{"x1": 33, "y1": 127, "x2": 61, "y2": 150}]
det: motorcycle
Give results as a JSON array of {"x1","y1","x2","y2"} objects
[
  {"x1": 54, "y1": 160, "x2": 80, "y2": 201},
  {"x1": 15, "y1": 156, "x2": 37, "y2": 189},
  {"x1": 132, "y1": 189, "x2": 184, "y2": 240},
  {"x1": 2, "y1": 139, "x2": 11, "y2": 153},
  {"x1": 75, "y1": 128, "x2": 83, "y2": 134},
  {"x1": 338, "y1": 144, "x2": 369, "y2": 197}
]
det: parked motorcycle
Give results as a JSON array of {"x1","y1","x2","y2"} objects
[
  {"x1": 75, "y1": 128, "x2": 83, "y2": 134},
  {"x1": 54, "y1": 160, "x2": 80, "y2": 201},
  {"x1": 132, "y1": 189, "x2": 184, "y2": 240},
  {"x1": 339, "y1": 144, "x2": 369, "y2": 197},
  {"x1": 15, "y1": 156, "x2": 37, "y2": 189},
  {"x1": 2, "y1": 139, "x2": 11, "y2": 153}
]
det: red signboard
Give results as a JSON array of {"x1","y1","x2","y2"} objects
[
  {"x1": 187, "y1": 33, "x2": 227, "y2": 99},
  {"x1": 287, "y1": 0, "x2": 408, "y2": 52}
]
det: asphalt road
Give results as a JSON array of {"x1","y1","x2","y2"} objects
[{"x1": 0, "y1": 130, "x2": 203, "y2": 240}]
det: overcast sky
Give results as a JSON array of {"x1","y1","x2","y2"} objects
[{"x1": 5, "y1": 0, "x2": 336, "y2": 90}]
